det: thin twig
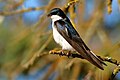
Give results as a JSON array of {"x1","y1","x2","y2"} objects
[
  {"x1": 0, "y1": 6, "x2": 46, "y2": 16},
  {"x1": 49, "y1": 50, "x2": 120, "y2": 79},
  {"x1": 23, "y1": 34, "x2": 52, "y2": 69},
  {"x1": 110, "y1": 65, "x2": 120, "y2": 80},
  {"x1": 107, "y1": 0, "x2": 113, "y2": 14}
]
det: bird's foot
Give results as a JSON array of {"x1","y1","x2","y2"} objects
[
  {"x1": 58, "y1": 50, "x2": 65, "y2": 56},
  {"x1": 66, "y1": 51, "x2": 71, "y2": 58}
]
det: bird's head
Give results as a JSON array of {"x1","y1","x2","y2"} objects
[{"x1": 47, "y1": 8, "x2": 66, "y2": 20}]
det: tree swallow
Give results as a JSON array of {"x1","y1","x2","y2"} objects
[{"x1": 47, "y1": 8, "x2": 105, "y2": 70}]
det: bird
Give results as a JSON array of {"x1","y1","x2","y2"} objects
[{"x1": 47, "y1": 8, "x2": 106, "y2": 70}]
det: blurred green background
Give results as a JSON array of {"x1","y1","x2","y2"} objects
[{"x1": 0, "y1": 0, "x2": 120, "y2": 80}]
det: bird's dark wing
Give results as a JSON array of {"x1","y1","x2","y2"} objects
[{"x1": 54, "y1": 19, "x2": 105, "y2": 70}]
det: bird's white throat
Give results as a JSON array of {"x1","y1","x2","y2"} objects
[{"x1": 51, "y1": 15, "x2": 62, "y2": 22}]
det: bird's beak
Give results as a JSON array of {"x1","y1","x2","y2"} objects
[{"x1": 47, "y1": 12, "x2": 52, "y2": 17}]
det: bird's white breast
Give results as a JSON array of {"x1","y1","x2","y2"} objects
[{"x1": 51, "y1": 15, "x2": 74, "y2": 50}]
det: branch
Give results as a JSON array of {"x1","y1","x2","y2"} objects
[
  {"x1": 22, "y1": 34, "x2": 52, "y2": 70},
  {"x1": 107, "y1": 0, "x2": 113, "y2": 14},
  {"x1": 0, "y1": 6, "x2": 46, "y2": 16},
  {"x1": 0, "y1": 0, "x2": 79, "y2": 16},
  {"x1": 49, "y1": 50, "x2": 120, "y2": 80},
  {"x1": 111, "y1": 65, "x2": 120, "y2": 80}
]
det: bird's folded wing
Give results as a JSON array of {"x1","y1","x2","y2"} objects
[
  {"x1": 54, "y1": 19, "x2": 90, "y2": 58},
  {"x1": 54, "y1": 19, "x2": 105, "y2": 70}
]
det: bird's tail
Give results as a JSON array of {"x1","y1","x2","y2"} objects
[{"x1": 85, "y1": 50, "x2": 106, "y2": 70}]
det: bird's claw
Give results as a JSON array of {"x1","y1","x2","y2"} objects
[
  {"x1": 66, "y1": 51, "x2": 71, "y2": 58},
  {"x1": 58, "y1": 50, "x2": 65, "y2": 56}
]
